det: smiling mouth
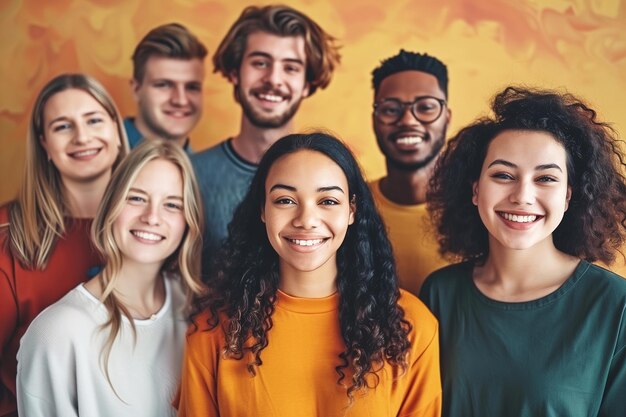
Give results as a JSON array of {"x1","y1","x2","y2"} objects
[
  {"x1": 164, "y1": 110, "x2": 193, "y2": 118},
  {"x1": 498, "y1": 212, "x2": 542, "y2": 223},
  {"x1": 69, "y1": 148, "x2": 101, "y2": 158},
  {"x1": 286, "y1": 238, "x2": 326, "y2": 246},
  {"x1": 131, "y1": 230, "x2": 164, "y2": 242}
]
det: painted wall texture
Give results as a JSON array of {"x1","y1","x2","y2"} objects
[{"x1": 1, "y1": 0, "x2": 625, "y2": 272}]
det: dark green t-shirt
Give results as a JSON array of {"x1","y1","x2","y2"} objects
[{"x1": 420, "y1": 261, "x2": 626, "y2": 417}]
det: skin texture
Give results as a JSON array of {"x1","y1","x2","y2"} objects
[
  {"x1": 261, "y1": 150, "x2": 355, "y2": 297},
  {"x1": 40, "y1": 88, "x2": 121, "y2": 185},
  {"x1": 132, "y1": 56, "x2": 205, "y2": 144},
  {"x1": 472, "y1": 130, "x2": 571, "y2": 253},
  {"x1": 113, "y1": 158, "x2": 187, "y2": 270},
  {"x1": 231, "y1": 31, "x2": 310, "y2": 130}
]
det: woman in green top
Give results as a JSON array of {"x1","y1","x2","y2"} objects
[{"x1": 420, "y1": 86, "x2": 626, "y2": 417}]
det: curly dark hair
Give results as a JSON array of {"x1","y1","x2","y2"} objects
[
  {"x1": 428, "y1": 86, "x2": 626, "y2": 264},
  {"x1": 191, "y1": 132, "x2": 411, "y2": 399}
]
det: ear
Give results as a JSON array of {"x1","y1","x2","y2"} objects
[
  {"x1": 472, "y1": 181, "x2": 478, "y2": 206},
  {"x1": 564, "y1": 186, "x2": 572, "y2": 211},
  {"x1": 130, "y1": 78, "x2": 141, "y2": 100},
  {"x1": 445, "y1": 107, "x2": 452, "y2": 128},
  {"x1": 260, "y1": 207, "x2": 266, "y2": 223},
  {"x1": 348, "y1": 195, "x2": 356, "y2": 225},
  {"x1": 228, "y1": 70, "x2": 239, "y2": 86}
]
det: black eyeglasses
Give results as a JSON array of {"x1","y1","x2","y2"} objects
[{"x1": 373, "y1": 96, "x2": 446, "y2": 125}]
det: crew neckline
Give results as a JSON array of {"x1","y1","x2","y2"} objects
[
  {"x1": 77, "y1": 275, "x2": 172, "y2": 325},
  {"x1": 467, "y1": 260, "x2": 590, "y2": 310},
  {"x1": 276, "y1": 289, "x2": 339, "y2": 313}
]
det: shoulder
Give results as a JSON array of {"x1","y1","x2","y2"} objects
[
  {"x1": 579, "y1": 261, "x2": 626, "y2": 296},
  {"x1": 22, "y1": 287, "x2": 100, "y2": 345},
  {"x1": 422, "y1": 262, "x2": 472, "y2": 290},
  {"x1": 398, "y1": 289, "x2": 438, "y2": 348},
  {"x1": 191, "y1": 140, "x2": 230, "y2": 163},
  {"x1": 184, "y1": 310, "x2": 225, "y2": 357},
  {"x1": 0, "y1": 202, "x2": 10, "y2": 225}
]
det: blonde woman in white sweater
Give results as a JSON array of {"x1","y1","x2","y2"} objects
[{"x1": 17, "y1": 140, "x2": 204, "y2": 417}]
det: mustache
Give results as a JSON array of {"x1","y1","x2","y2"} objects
[{"x1": 250, "y1": 86, "x2": 290, "y2": 99}]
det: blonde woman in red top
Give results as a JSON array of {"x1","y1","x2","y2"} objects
[{"x1": 0, "y1": 74, "x2": 128, "y2": 417}]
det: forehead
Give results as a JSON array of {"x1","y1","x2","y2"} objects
[
  {"x1": 244, "y1": 31, "x2": 306, "y2": 63},
  {"x1": 142, "y1": 56, "x2": 205, "y2": 81},
  {"x1": 44, "y1": 89, "x2": 105, "y2": 119},
  {"x1": 132, "y1": 158, "x2": 183, "y2": 193},
  {"x1": 484, "y1": 130, "x2": 568, "y2": 168},
  {"x1": 266, "y1": 150, "x2": 347, "y2": 190},
  {"x1": 376, "y1": 70, "x2": 444, "y2": 100}
]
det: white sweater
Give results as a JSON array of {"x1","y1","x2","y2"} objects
[{"x1": 17, "y1": 276, "x2": 188, "y2": 417}]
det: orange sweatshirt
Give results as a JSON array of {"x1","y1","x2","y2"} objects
[
  {"x1": 177, "y1": 289, "x2": 441, "y2": 417},
  {"x1": 0, "y1": 204, "x2": 101, "y2": 417}
]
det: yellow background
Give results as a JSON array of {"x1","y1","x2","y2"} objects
[{"x1": 1, "y1": 0, "x2": 625, "y2": 272}]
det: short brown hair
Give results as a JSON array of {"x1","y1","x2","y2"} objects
[
  {"x1": 132, "y1": 23, "x2": 208, "y2": 83},
  {"x1": 213, "y1": 5, "x2": 341, "y2": 96}
]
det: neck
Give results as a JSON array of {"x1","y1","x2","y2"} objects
[
  {"x1": 231, "y1": 117, "x2": 295, "y2": 164},
  {"x1": 279, "y1": 261, "x2": 337, "y2": 298},
  {"x1": 134, "y1": 115, "x2": 187, "y2": 146},
  {"x1": 62, "y1": 172, "x2": 111, "y2": 218},
  {"x1": 381, "y1": 158, "x2": 437, "y2": 205},
  {"x1": 474, "y1": 238, "x2": 579, "y2": 302}
]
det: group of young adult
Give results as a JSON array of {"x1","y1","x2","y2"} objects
[{"x1": 1, "y1": 4, "x2": 625, "y2": 417}]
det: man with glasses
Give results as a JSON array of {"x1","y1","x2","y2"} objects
[{"x1": 370, "y1": 50, "x2": 451, "y2": 295}]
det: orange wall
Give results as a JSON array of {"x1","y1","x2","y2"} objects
[{"x1": 1, "y1": 0, "x2": 625, "y2": 271}]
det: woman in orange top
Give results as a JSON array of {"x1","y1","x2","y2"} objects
[
  {"x1": 178, "y1": 132, "x2": 441, "y2": 417},
  {"x1": 0, "y1": 74, "x2": 128, "y2": 417}
]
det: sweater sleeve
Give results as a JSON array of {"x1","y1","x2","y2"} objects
[
  {"x1": 597, "y1": 310, "x2": 626, "y2": 417},
  {"x1": 16, "y1": 306, "x2": 79, "y2": 417},
  {"x1": 177, "y1": 324, "x2": 220, "y2": 417},
  {"x1": 0, "y1": 266, "x2": 18, "y2": 413}
]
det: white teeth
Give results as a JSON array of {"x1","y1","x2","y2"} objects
[
  {"x1": 502, "y1": 213, "x2": 537, "y2": 223},
  {"x1": 290, "y1": 239, "x2": 324, "y2": 246},
  {"x1": 72, "y1": 149, "x2": 99, "y2": 157},
  {"x1": 258, "y1": 93, "x2": 283, "y2": 103},
  {"x1": 132, "y1": 231, "x2": 163, "y2": 241},
  {"x1": 396, "y1": 136, "x2": 423, "y2": 145}
]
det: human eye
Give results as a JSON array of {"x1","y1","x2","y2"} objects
[
  {"x1": 415, "y1": 98, "x2": 440, "y2": 113},
  {"x1": 153, "y1": 80, "x2": 172, "y2": 89},
  {"x1": 490, "y1": 172, "x2": 514, "y2": 181},
  {"x1": 320, "y1": 198, "x2": 339, "y2": 206},
  {"x1": 51, "y1": 122, "x2": 72, "y2": 132},
  {"x1": 251, "y1": 59, "x2": 269, "y2": 69},
  {"x1": 536, "y1": 175, "x2": 558, "y2": 183},
  {"x1": 86, "y1": 116, "x2": 104, "y2": 126},
  {"x1": 186, "y1": 82, "x2": 202, "y2": 92},
  {"x1": 379, "y1": 104, "x2": 401, "y2": 116},
  {"x1": 274, "y1": 197, "x2": 296, "y2": 205},
  {"x1": 164, "y1": 201, "x2": 183, "y2": 211},
  {"x1": 126, "y1": 194, "x2": 146, "y2": 204},
  {"x1": 284, "y1": 64, "x2": 301, "y2": 74}
]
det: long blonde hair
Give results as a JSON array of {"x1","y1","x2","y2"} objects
[
  {"x1": 8, "y1": 73, "x2": 129, "y2": 269},
  {"x1": 90, "y1": 139, "x2": 204, "y2": 392}
]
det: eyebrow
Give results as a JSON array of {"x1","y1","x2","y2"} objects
[
  {"x1": 269, "y1": 184, "x2": 345, "y2": 194},
  {"x1": 487, "y1": 159, "x2": 563, "y2": 172},
  {"x1": 128, "y1": 187, "x2": 183, "y2": 200},
  {"x1": 47, "y1": 111, "x2": 105, "y2": 127},
  {"x1": 247, "y1": 51, "x2": 305, "y2": 66}
]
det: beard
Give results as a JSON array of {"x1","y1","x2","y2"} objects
[
  {"x1": 237, "y1": 85, "x2": 303, "y2": 129},
  {"x1": 378, "y1": 130, "x2": 446, "y2": 172}
]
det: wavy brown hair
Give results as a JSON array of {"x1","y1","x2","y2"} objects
[
  {"x1": 428, "y1": 86, "x2": 626, "y2": 264},
  {"x1": 191, "y1": 132, "x2": 411, "y2": 400},
  {"x1": 213, "y1": 4, "x2": 341, "y2": 96}
]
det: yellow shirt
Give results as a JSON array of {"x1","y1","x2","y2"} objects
[
  {"x1": 370, "y1": 179, "x2": 448, "y2": 296},
  {"x1": 177, "y1": 289, "x2": 441, "y2": 417}
]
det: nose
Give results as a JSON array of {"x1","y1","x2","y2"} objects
[
  {"x1": 397, "y1": 105, "x2": 422, "y2": 127},
  {"x1": 510, "y1": 179, "x2": 535, "y2": 206},
  {"x1": 263, "y1": 64, "x2": 283, "y2": 88},
  {"x1": 72, "y1": 122, "x2": 90, "y2": 144},
  {"x1": 171, "y1": 84, "x2": 189, "y2": 106},
  {"x1": 140, "y1": 202, "x2": 161, "y2": 226},
  {"x1": 292, "y1": 203, "x2": 319, "y2": 229}
]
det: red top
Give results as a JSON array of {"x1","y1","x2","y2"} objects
[{"x1": 0, "y1": 204, "x2": 101, "y2": 417}]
